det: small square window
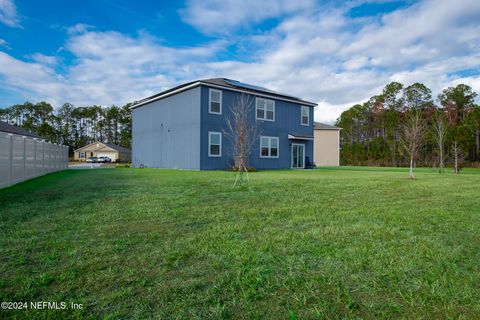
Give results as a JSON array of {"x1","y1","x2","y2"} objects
[
  {"x1": 256, "y1": 98, "x2": 275, "y2": 121},
  {"x1": 259, "y1": 136, "x2": 279, "y2": 158}
]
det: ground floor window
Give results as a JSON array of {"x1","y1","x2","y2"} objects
[
  {"x1": 208, "y1": 132, "x2": 222, "y2": 157},
  {"x1": 260, "y1": 136, "x2": 279, "y2": 158},
  {"x1": 79, "y1": 152, "x2": 85, "y2": 158}
]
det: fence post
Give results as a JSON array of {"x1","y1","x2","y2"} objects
[
  {"x1": 33, "y1": 138, "x2": 36, "y2": 177},
  {"x1": 22, "y1": 136, "x2": 26, "y2": 181},
  {"x1": 42, "y1": 140, "x2": 45, "y2": 173},
  {"x1": 8, "y1": 134, "x2": 13, "y2": 186}
]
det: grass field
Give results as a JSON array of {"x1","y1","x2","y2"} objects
[{"x1": 1, "y1": 167, "x2": 479, "y2": 319}]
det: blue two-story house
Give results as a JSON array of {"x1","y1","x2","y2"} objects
[{"x1": 131, "y1": 78, "x2": 317, "y2": 170}]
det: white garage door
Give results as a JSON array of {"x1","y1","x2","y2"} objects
[{"x1": 97, "y1": 153, "x2": 117, "y2": 161}]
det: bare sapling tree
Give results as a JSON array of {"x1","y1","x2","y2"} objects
[
  {"x1": 225, "y1": 93, "x2": 261, "y2": 189},
  {"x1": 433, "y1": 112, "x2": 446, "y2": 173},
  {"x1": 451, "y1": 140, "x2": 465, "y2": 174},
  {"x1": 400, "y1": 112, "x2": 426, "y2": 179}
]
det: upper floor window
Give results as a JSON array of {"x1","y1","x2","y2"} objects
[
  {"x1": 260, "y1": 136, "x2": 279, "y2": 158},
  {"x1": 256, "y1": 98, "x2": 275, "y2": 121},
  {"x1": 209, "y1": 89, "x2": 222, "y2": 114},
  {"x1": 208, "y1": 131, "x2": 222, "y2": 157},
  {"x1": 301, "y1": 106, "x2": 309, "y2": 126}
]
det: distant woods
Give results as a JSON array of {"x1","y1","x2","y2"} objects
[
  {"x1": 336, "y1": 83, "x2": 480, "y2": 169},
  {"x1": 0, "y1": 102, "x2": 132, "y2": 154}
]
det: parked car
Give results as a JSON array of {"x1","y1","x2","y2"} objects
[
  {"x1": 86, "y1": 157, "x2": 98, "y2": 163},
  {"x1": 98, "y1": 156, "x2": 112, "y2": 163}
]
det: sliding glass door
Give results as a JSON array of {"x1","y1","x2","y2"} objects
[{"x1": 291, "y1": 143, "x2": 305, "y2": 168}]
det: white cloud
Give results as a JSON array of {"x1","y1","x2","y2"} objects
[
  {"x1": 180, "y1": 0, "x2": 315, "y2": 34},
  {"x1": 0, "y1": 0, "x2": 19, "y2": 27},
  {"x1": 66, "y1": 23, "x2": 94, "y2": 35},
  {"x1": 0, "y1": 38, "x2": 10, "y2": 49},
  {"x1": 27, "y1": 53, "x2": 58, "y2": 65},
  {"x1": 0, "y1": 29, "x2": 225, "y2": 107}
]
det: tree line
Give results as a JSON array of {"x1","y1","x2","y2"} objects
[
  {"x1": 0, "y1": 102, "x2": 132, "y2": 154},
  {"x1": 335, "y1": 83, "x2": 480, "y2": 170}
]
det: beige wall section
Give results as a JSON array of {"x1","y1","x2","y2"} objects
[{"x1": 314, "y1": 129, "x2": 340, "y2": 166}]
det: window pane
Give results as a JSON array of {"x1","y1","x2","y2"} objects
[
  {"x1": 271, "y1": 147, "x2": 278, "y2": 157},
  {"x1": 302, "y1": 115, "x2": 308, "y2": 124},
  {"x1": 210, "y1": 102, "x2": 220, "y2": 113},
  {"x1": 257, "y1": 99, "x2": 265, "y2": 109},
  {"x1": 266, "y1": 110, "x2": 274, "y2": 120},
  {"x1": 210, "y1": 145, "x2": 220, "y2": 155},
  {"x1": 261, "y1": 147, "x2": 269, "y2": 156},
  {"x1": 302, "y1": 106, "x2": 308, "y2": 116},
  {"x1": 211, "y1": 90, "x2": 221, "y2": 102},
  {"x1": 257, "y1": 108, "x2": 264, "y2": 119},
  {"x1": 266, "y1": 102, "x2": 273, "y2": 111},
  {"x1": 261, "y1": 137, "x2": 269, "y2": 148},
  {"x1": 271, "y1": 138, "x2": 278, "y2": 148},
  {"x1": 210, "y1": 133, "x2": 220, "y2": 145}
]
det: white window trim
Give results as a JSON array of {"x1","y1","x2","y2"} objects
[
  {"x1": 209, "y1": 89, "x2": 222, "y2": 115},
  {"x1": 259, "y1": 136, "x2": 279, "y2": 158},
  {"x1": 208, "y1": 131, "x2": 222, "y2": 157},
  {"x1": 79, "y1": 152, "x2": 85, "y2": 158},
  {"x1": 255, "y1": 97, "x2": 275, "y2": 122},
  {"x1": 301, "y1": 106, "x2": 309, "y2": 126}
]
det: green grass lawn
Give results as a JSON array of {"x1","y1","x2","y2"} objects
[{"x1": 1, "y1": 167, "x2": 479, "y2": 319}]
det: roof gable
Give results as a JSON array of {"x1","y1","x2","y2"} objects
[
  {"x1": 75, "y1": 142, "x2": 106, "y2": 152},
  {"x1": 74, "y1": 141, "x2": 130, "y2": 152},
  {"x1": 132, "y1": 78, "x2": 318, "y2": 109}
]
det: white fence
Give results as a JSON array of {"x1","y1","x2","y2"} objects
[{"x1": 0, "y1": 131, "x2": 68, "y2": 188}]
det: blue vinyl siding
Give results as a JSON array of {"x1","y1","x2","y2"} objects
[{"x1": 199, "y1": 85, "x2": 313, "y2": 170}]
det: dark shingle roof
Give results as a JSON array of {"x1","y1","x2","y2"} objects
[
  {"x1": 75, "y1": 141, "x2": 130, "y2": 153},
  {"x1": 314, "y1": 122, "x2": 341, "y2": 130},
  {"x1": 103, "y1": 142, "x2": 131, "y2": 153},
  {"x1": 0, "y1": 121, "x2": 42, "y2": 138},
  {"x1": 133, "y1": 78, "x2": 317, "y2": 108}
]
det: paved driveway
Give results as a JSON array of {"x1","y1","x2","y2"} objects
[{"x1": 69, "y1": 163, "x2": 106, "y2": 169}]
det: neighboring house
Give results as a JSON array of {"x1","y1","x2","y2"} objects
[
  {"x1": 132, "y1": 78, "x2": 318, "y2": 170},
  {"x1": 314, "y1": 122, "x2": 341, "y2": 166},
  {"x1": 0, "y1": 121, "x2": 42, "y2": 139},
  {"x1": 74, "y1": 142, "x2": 131, "y2": 162}
]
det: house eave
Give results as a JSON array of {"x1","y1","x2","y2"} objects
[
  {"x1": 131, "y1": 81, "x2": 318, "y2": 109},
  {"x1": 314, "y1": 128, "x2": 342, "y2": 131},
  {"x1": 288, "y1": 134, "x2": 314, "y2": 141}
]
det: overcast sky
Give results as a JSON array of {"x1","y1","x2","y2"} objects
[{"x1": 0, "y1": 0, "x2": 479, "y2": 123}]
